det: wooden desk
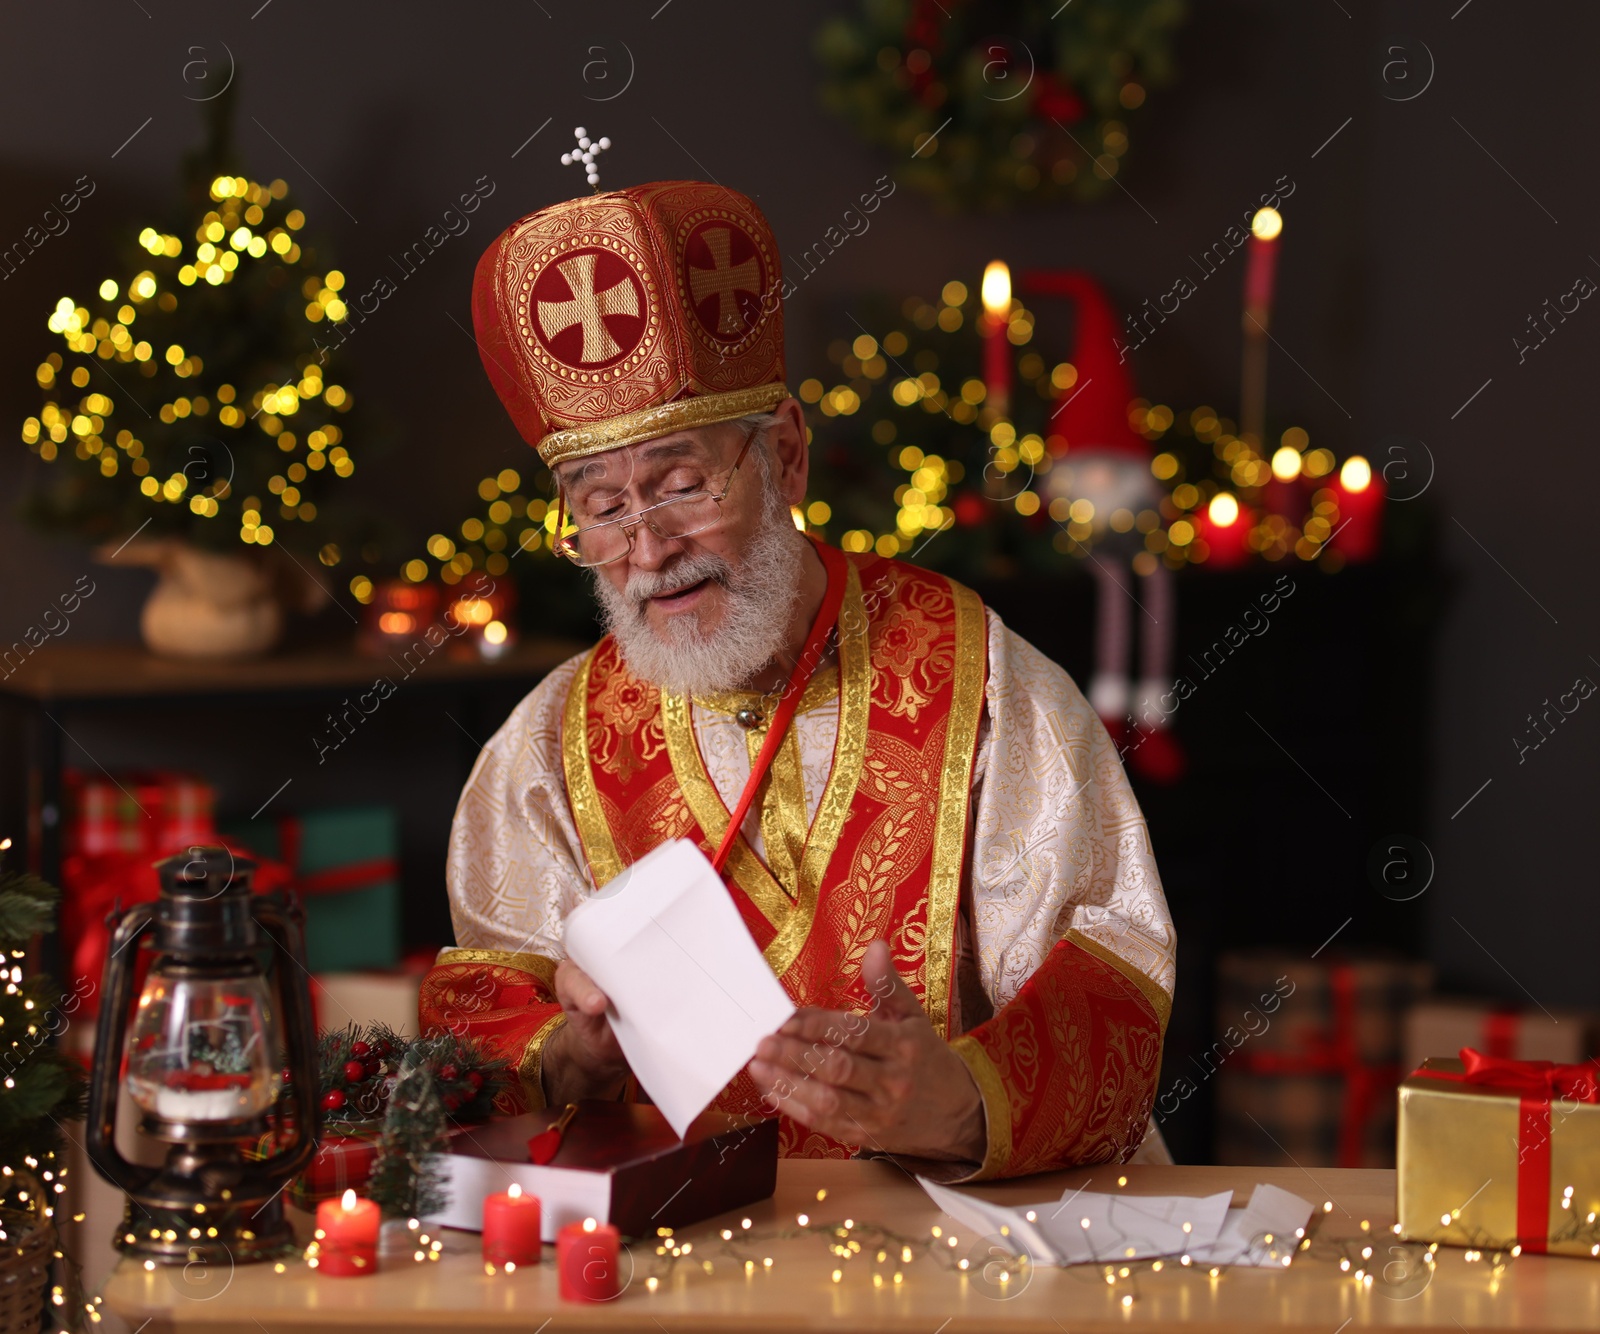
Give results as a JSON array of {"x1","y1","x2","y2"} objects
[{"x1": 101, "y1": 1160, "x2": 1600, "y2": 1333}]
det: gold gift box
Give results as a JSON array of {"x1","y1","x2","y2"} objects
[{"x1": 1397, "y1": 1057, "x2": 1600, "y2": 1258}]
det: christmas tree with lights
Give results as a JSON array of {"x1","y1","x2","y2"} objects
[
  {"x1": 0, "y1": 840, "x2": 86, "y2": 1223},
  {"x1": 19, "y1": 91, "x2": 361, "y2": 570}
]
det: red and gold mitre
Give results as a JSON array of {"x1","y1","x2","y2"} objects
[{"x1": 470, "y1": 180, "x2": 787, "y2": 468}]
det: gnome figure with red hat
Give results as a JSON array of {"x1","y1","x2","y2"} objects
[{"x1": 1025, "y1": 270, "x2": 1186, "y2": 785}]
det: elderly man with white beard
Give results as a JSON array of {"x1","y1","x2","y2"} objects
[{"x1": 421, "y1": 179, "x2": 1175, "y2": 1178}]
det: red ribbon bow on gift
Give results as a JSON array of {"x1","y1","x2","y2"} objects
[
  {"x1": 1452, "y1": 1047, "x2": 1600, "y2": 1103},
  {"x1": 1417, "y1": 1047, "x2": 1600, "y2": 1251}
]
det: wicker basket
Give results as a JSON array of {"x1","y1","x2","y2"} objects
[{"x1": 0, "y1": 1209, "x2": 53, "y2": 1334}]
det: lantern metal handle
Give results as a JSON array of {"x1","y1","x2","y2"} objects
[
  {"x1": 85, "y1": 902, "x2": 158, "y2": 1196},
  {"x1": 248, "y1": 890, "x2": 319, "y2": 1187}
]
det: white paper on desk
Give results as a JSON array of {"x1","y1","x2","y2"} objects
[
  {"x1": 563, "y1": 838, "x2": 795, "y2": 1138},
  {"x1": 1033, "y1": 1188, "x2": 1233, "y2": 1265},
  {"x1": 1187, "y1": 1183, "x2": 1314, "y2": 1267},
  {"x1": 918, "y1": 1177, "x2": 1231, "y2": 1267}
]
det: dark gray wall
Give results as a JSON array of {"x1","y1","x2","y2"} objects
[{"x1": 1, "y1": 3, "x2": 1594, "y2": 1007}]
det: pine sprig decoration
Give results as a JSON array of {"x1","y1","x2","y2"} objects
[
  {"x1": 300, "y1": 1023, "x2": 511, "y2": 1219},
  {"x1": 0, "y1": 844, "x2": 88, "y2": 1210},
  {"x1": 366, "y1": 1053, "x2": 451, "y2": 1221},
  {"x1": 0, "y1": 869, "x2": 56, "y2": 947}
]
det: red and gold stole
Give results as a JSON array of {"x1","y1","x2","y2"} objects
[{"x1": 562, "y1": 552, "x2": 987, "y2": 1156}]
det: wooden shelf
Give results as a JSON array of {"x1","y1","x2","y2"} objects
[{"x1": 0, "y1": 636, "x2": 588, "y2": 704}]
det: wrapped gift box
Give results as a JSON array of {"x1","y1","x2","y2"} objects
[
  {"x1": 1403, "y1": 999, "x2": 1596, "y2": 1076},
  {"x1": 60, "y1": 770, "x2": 291, "y2": 1015},
  {"x1": 311, "y1": 960, "x2": 429, "y2": 1035},
  {"x1": 1213, "y1": 951, "x2": 1433, "y2": 1168},
  {"x1": 1398, "y1": 1052, "x2": 1600, "y2": 1257},
  {"x1": 222, "y1": 807, "x2": 401, "y2": 974}
]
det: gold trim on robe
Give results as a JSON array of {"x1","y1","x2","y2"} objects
[
  {"x1": 517, "y1": 1012, "x2": 569, "y2": 1113},
  {"x1": 438, "y1": 948, "x2": 560, "y2": 992},
  {"x1": 924, "y1": 580, "x2": 988, "y2": 1041},
  {"x1": 950, "y1": 1033, "x2": 1013, "y2": 1180},
  {"x1": 563, "y1": 648, "x2": 625, "y2": 886},
  {"x1": 1066, "y1": 927, "x2": 1173, "y2": 1035}
]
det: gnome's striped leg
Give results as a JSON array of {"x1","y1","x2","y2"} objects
[
  {"x1": 1136, "y1": 560, "x2": 1175, "y2": 728},
  {"x1": 1087, "y1": 556, "x2": 1133, "y2": 725}
]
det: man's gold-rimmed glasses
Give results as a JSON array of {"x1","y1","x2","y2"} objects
[{"x1": 553, "y1": 425, "x2": 759, "y2": 569}]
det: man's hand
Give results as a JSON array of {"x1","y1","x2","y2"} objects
[
  {"x1": 540, "y1": 959, "x2": 630, "y2": 1105},
  {"x1": 747, "y1": 940, "x2": 987, "y2": 1163}
]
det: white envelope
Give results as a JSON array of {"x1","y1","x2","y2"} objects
[
  {"x1": 563, "y1": 839, "x2": 796, "y2": 1138},
  {"x1": 919, "y1": 1176, "x2": 1313, "y2": 1270}
]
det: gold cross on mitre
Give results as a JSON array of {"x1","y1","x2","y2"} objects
[{"x1": 560, "y1": 127, "x2": 612, "y2": 193}]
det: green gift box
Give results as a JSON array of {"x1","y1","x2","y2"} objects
[{"x1": 222, "y1": 806, "x2": 401, "y2": 973}]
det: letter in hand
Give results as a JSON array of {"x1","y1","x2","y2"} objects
[
  {"x1": 542, "y1": 959, "x2": 631, "y2": 1105},
  {"x1": 747, "y1": 940, "x2": 986, "y2": 1164}
]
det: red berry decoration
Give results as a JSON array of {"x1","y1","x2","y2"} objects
[
  {"x1": 343, "y1": 1060, "x2": 366, "y2": 1084},
  {"x1": 350, "y1": 1041, "x2": 371, "y2": 1058},
  {"x1": 281, "y1": 1067, "x2": 293, "y2": 1084},
  {"x1": 439, "y1": 1063, "x2": 460, "y2": 1082},
  {"x1": 465, "y1": 1071, "x2": 484, "y2": 1092},
  {"x1": 321, "y1": 1089, "x2": 346, "y2": 1112},
  {"x1": 364, "y1": 1059, "x2": 382, "y2": 1079}
]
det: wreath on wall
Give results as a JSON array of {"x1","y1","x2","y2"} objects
[{"x1": 815, "y1": 0, "x2": 1187, "y2": 212}]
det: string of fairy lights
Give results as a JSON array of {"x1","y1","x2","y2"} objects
[
  {"x1": 267, "y1": 1176, "x2": 1600, "y2": 1305},
  {"x1": 795, "y1": 277, "x2": 1378, "y2": 572},
  {"x1": 20, "y1": 173, "x2": 356, "y2": 561}
]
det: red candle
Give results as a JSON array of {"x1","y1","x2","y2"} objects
[
  {"x1": 980, "y1": 260, "x2": 1012, "y2": 417},
  {"x1": 558, "y1": 1218, "x2": 621, "y2": 1302},
  {"x1": 1194, "y1": 492, "x2": 1253, "y2": 569},
  {"x1": 482, "y1": 1182, "x2": 542, "y2": 1270},
  {"x1": 1329, "y1": 455, "x2": 1385, "y2": 563},
  {"x1": 1243, "y1": 208, "x2": 1282, "y2": 326},
  {"x1": 314, "y1": 1189, "x2": 380, "y2": 1276}
]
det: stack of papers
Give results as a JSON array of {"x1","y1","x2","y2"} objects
[
  {"x1": 563, "y1": 839, "x2": 796, "y2": 1137},
  {"x1": 919, "y1": 1177, "x2": 1314, "y2": 1268}
]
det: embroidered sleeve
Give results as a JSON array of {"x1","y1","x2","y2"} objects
[
  {"x1": 954, "y1": 610, "x2": 1175, "y2": 1177},
  {"x1": 420, "y1": 652, "x2": 592, "y2": 1112}
]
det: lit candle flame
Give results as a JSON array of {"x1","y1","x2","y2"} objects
[
  {"x1": 981, "y1": 260, "x2": 1012, "y2": 318},
  {"x1": 1339, "y1": 455, "x2": 1372, "y2": 493},
  {"x1": 1251, "y1": 208, "x2": 1283, "y2": 241},
  {"x1": 1208, "y1": 492, "x2": 1241, "y2": 527},
  {"x1": 508, "y1": 1182, "x2": 521, "y2": 1199},
  {"x1": 341, "y1": 1189, "x2": 357, "y2": 1211}
]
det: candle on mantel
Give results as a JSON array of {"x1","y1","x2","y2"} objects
[
  {"x1": 980, "y1": 259, "x2": 1012, "y2": 419},
  {"x1": 1329, "y1": 454, "x2": 1385, "y2": 563},
  {"x1": 558, "y1": 1217, "x2": 621, "y2": 1302},
  {"x1": 1239, "y1": 206, "x2": 1283, "y2": 447},
  {"x1": 314, "y1": 1189, "x2": 380, "y2": 1276},
  {"x1": 483, "y1": 1182, "x2": 542, "y2": 1271},
  {"x1": 1195, "y1": 491, "x2": 1253, "y2": 569},
  {"x1": 1244, "y1": 207, "x2": 1283, "y2": 327}
]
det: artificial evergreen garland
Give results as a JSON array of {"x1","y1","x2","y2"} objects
[
  {"x1": 800, "y1": 280, "x2": 1368, "y2": 583},
  {"x1": 292, "y1": 1024, "x2": 510, "y2": 1219},
  {"x1": 816, "y1": 0, "x2": 1187, "y2": 212}
]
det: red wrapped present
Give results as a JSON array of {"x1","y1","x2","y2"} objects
[
  {"x1": 59, "y1": 770, "x2": 292, "y2": 1017},
  {"x1": 288, "y1": 1123, "x2": 385, "y2": 1211},
  {"x1": 1403, "y1": 998, "x2": 1597, "y2": 1075},
  {"x1": 1211, "y1": 951, "x2": 1433, "y2": 1169}
]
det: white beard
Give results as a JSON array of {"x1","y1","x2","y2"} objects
[{"x1": 591, "y1": 489, "x2": 808, "y2": 697}]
